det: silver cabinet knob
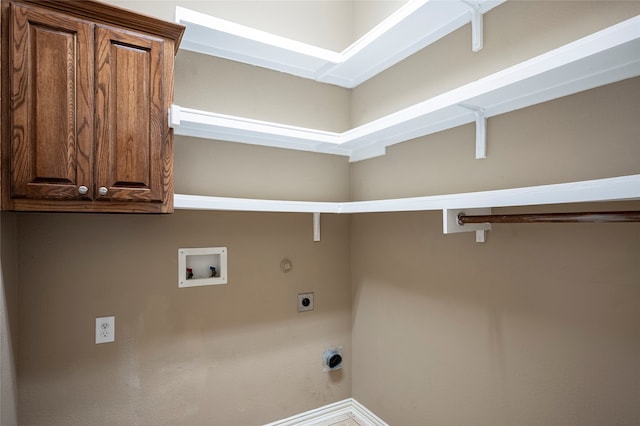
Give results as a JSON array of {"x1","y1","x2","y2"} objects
[
  {"x1": 78, "y1": 185, "x2": 88, "y2": 195},
  {"x1": 98, "y1": 187, "x2": 108, "y2": 196}
]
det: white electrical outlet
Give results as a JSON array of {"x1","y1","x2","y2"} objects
[{"x1": 95, "y1": 316, "x2": 115, "y2": 344}]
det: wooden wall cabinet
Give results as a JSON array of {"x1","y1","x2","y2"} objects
[{"x1": 2, "y1": 0, "x2": 184, "y2": 213}]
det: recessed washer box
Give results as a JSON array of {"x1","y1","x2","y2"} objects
[{"x1": 178, "y1": 247, "x2": 227, "y2": 288}]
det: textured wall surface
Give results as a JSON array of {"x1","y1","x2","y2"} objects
[
  {"x1": 174, "y1": 137, "x2": 351, "y2": 201},
  {"x1": 1, "y1": 213, "x2": 18, "y2": 426},
  {"x1": 351, "y1": 205, "x2": 640, "y2": 425},
  {"x1": 18, "y1": 211, "x2": 351, "y2": 425}
]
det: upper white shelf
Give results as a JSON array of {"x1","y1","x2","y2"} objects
[
  {"x1": 174, "y1": 0, "x2": 504, "y2": 88},
  {"x1": 170, "y1": 15, "x2": 640, "y2": 162},
  {"x1": 174, "y1": 174, "x2": 640, "y2": 213}
]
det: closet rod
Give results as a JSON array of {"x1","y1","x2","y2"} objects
[{"x1": 457, "y1": 211, "x2": 640, "y2": 225}]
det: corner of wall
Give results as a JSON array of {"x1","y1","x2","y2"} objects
[{"x1": 1, "y1": 212, "x2": 18, "y2": 426}]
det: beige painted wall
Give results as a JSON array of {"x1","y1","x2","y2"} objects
[
  {"x1": 175, "y1": 137, "x2": 351, "y2": 201},
  {"x1": 107, "y1": 0, "x2": 354, "y2": 51},
  {"x1": 111, "y1": 0, "x2": 408, "y2": 52},
  {"x1": 351, "y1": 0, "x2": 407, "y2": 41},
  {"x1": 173, "y1": 52, "x2": 351, "y2": 131},
  {"x1": 17, "y1": 211, "x2": 351, "y2": 425},
  {"x1": 1, "y1": 212, "x2": 18, "y2": 426},
  {"x1": 351, "y1": 203, "x2": 640, "y2": 425}
]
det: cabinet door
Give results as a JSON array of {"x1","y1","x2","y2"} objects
[
  {"x1": 95, "y1": 25, "x2": 168, "y2": 205},
  {"x1": 10, "y1": 3, "x2": 94, "y2": 200}
]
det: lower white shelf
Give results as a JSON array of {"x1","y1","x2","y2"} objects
[
  {"x1": 174, "y1": 195, "x2": 340, "y2": 213},
  {"x1": 174, "y1": 174, "x2": 640, "y2": 214}
]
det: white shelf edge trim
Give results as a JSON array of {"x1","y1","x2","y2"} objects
[
  {"x1": 175, "y1": 174, "x2": 640, "y2": 215},
  {"x1": 174, "y1": 194, "x2": 340, "y2": 214},
  {"x1": 169, "y1": 105, "x2": 353, "y2": 157},
  {"x1": 175, "y1": 0, "x2": 504, "y2": 89},
  {"x1": 341, "y1": 174, "x2": 640, "y2": 213},
  {"x1": 170, "y1": 15, "x2": 640, "y2": 162}
]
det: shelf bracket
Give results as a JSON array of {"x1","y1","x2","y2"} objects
[
  {"x1": 313, "y1": 212, "x2": 321, "y2": 242},
  {"x1": 459, "y1": 104, "x2": 487, "y2": 159},
  {"x1": 461, "y1": 0, "x2": 484, "y2": 52},
  {"x1": 169, "y1": 104, "x2": 182, "y2": 129},
  {"x1": 443, "y1": 208, "x2": 491, "y2": 243}
]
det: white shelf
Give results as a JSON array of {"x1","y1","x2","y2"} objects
[
  {"x1": 175, "y1": 0, "x2": 504, "y2": 89},
  {"x1": 168, "y1": 106, "x2": 350, "y2": 157},
  {"x1": 339, "y1": 175, "x2": 640, "y2": 213},
  {"x1": 175, "y1": 174, "x2": 640, "y2": 214},
  {"x1": 174, "y1": 194, "x2": 340, "y2": 214},
  {"x1": 170, "y1": 15, "x2": 640, "y2": 162}
]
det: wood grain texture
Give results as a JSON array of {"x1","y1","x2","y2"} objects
[
  {"x1": 95, "y1": 25, "x2": 166, "y2": 204},
  {"x1": 4, "y1": 0, "x2": 181, "y2": 213},
  {"x1": 1, "y1": 1, "x2": 7, "y2": 209},
  {"x1": 162, "y1": 38, "x2": 176, "y2": 212},
  {"x1": 9, "y1": 3, "x2": 93, "y2": 200},
  {"x1": 18, "y1": 0, "x2": 184, "y2": 49},
  {"x1": 11, "y1": 197, "x2": 172, "y2": 213}
]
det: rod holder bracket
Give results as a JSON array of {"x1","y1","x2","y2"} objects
[{"x1": 443, "y1": 208, "x2": 491, "y2": 243}]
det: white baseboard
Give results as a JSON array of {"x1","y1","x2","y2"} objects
[
  {"x1": 263, "y1": 398, "x2": 388, "y2": 426},
  {"x1": 349, "y1": 399, "x2": 389, "y2": 426}
]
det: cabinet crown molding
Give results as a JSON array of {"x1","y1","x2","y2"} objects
[{"x1": 17, "y1": 0, "x2": 185, "y2": 50}]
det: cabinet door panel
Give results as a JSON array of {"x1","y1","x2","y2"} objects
[
  {"x1": 95, "y1": 25, "x2": 166, "y2": 203},
  {"x1": 10, "y1": 4, "x2": 93, "y2": 200}
]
